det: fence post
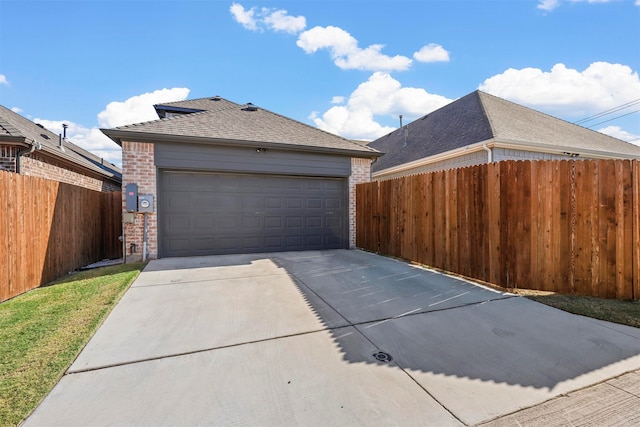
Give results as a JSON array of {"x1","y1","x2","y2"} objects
[
  {"x1": 633, "y1": 160, "x2": 640, "y2": 300},
  {"x1": 487, "y1": 162, "x2": 501, "y2": 287}
]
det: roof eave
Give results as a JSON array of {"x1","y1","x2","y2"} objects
[
  {"x1": 492, "y1": 138, "x2": 640, "y2": 160},
  {"x1": 372, "y1": 138, "x2": 640, "y2": 179},
  {"x1": 372, "y1": 139, "x2": 493, "y2": 179},
  {"x1": 101, "y1": 129, "x2": 383, "y2": 159},
  {"x1": 0, "y1": 136, "x2": 30, "y2": 145}
]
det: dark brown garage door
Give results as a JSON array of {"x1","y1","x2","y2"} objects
[{"x1": 159, "y1": 171, "x2": 348, "y2": 257}]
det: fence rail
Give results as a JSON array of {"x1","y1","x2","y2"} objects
[
  {"x1": 357, "y1": 160, "x2": 639, "y2": 300},
  {"x1": 0, "y1": 171, "x2": 122, "y2": 302}
]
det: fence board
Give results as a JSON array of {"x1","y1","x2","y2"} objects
[
  {"x1": 554, "y1": 160, "x2": 571, "y2": 294},
  {"x1": 487, "y1": 162, "x2": 501, "y2": 286},
  {"x1": 356, "y1": 159, "x2": 638, "y2": 300},
  {"x1": 634, "y1": 160, "x2": 640, "y2": 300},
  {"x1": 422, "y1": 173, "x2": 435, "y2": 267},
  {"x1": 0, "y1": 171, "x2": 122, "y2": 302},
  {"x1": 619, "y1": 160, "x2": 633, "y2": 299},
  {"x1": 574, "y1": 161, "x2": 592, "y2": 295}
]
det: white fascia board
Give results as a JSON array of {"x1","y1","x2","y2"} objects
[
  {"x1": 492, "y1": 139, "x2": 640, "y2": 160},
  {"x1": 373, "y1": 138, "x2": 640, "y2": 179},
  {"x1": 372, "y1": 139, "x2": 494, "y2": 179}
]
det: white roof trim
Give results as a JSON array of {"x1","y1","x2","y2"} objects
[
  {"x1": 373, "y1": 138, "x2": 640, "y2": 179},
  {"x1": 372, "y1": 139, "x2": 494, "y2": 178}
]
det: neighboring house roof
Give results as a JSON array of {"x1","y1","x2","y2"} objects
[
  {"x1": 102, "y1": 96, "x2": 381, "y2": 158},
  {"x1": 0, "y1": 105, "x2": 122, "y2": 181},
  {"x1": 368, "y1": 90, "x2": 640, "y2": 173}
]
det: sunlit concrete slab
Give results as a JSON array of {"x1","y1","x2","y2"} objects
[
  {"x1": 133, "y1": 254, "x2": 287, "y2": 287},
  {"x1": 356, "y1": 297, "x2": 640, "y2": 425},
  {"x1": 24, "y1": 250, "x2": 640, "y2": 426},
  {"x1": 26, "y1": 328, "x2": 462, "y2": 427},
  {"x1": 70, "y1": 263, "x2": 348, "y2": 373},
  {"x1": 273, "y1": 250, "x2": 510, "y2": 324}
]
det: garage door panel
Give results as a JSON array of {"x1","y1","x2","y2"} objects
[
  {"x1": 242, "y1": 216, "x2": 262, "y2": 229},
  {"x1": 286, "y1": 198, "x2": 303, "y2": 209},
  {"x1": 194, "y1": 216, "x2": 215, "y2": 230},
  {"x1": 265, "y1": 236, "x2": 284, "y2": 249},
  {"x1": 286, "y1": 217, "x2": 303, "y2": 228},
  {"x1": 160, "y1": 171, "x2": 348, "y2": 256},
  {"x1": 265, "y1": 197, "x2": 283, "y2": 209},
  {"x1": 241, "y1": 236, "x2": 263, "y2": 250},
  {"x1": 306, "y1": 217, "x2": 322, "y2": 228}
]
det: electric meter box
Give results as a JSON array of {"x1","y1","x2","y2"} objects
[
  {"x1": 125, "y1": 183, "x2": 138, "y2": 212},
  {"x1": 138, "y1": 194, "x2": 154, "y2": 213}
]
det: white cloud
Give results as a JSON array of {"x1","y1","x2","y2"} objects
[
  {"x1": 413, "y1": 44, "x2": 450, "y2": 63},
  {"x1": 539, "y1": 0, "x2": 623, "y2": 11},
  {"x1": 479, "y1": 62, "x2": 640, "y2": 118},
  {"x1": 230, "y1": 3, "x2": 306, "y2": 34},
  {"x1": 33, "y1": 87, "x2": 191, "y2": 167},
  {"x1": 636, "y1": 0, "x2": 640, "y2": 5},
  {"x1": 311, "y1": 72, "x2": 452, "y2": 140},
  {"x1": 97, "y1": 87, "x2": 190, "y2": 128},
  {"x1": 263, "y1": 9, "x2": 306, "y2": 34},
  {"x1": 538, "y1": 0, "x2": 561, "y2": 10},
  {"x1": 598, "y1": 126, "x2": 640, "y2": 145},
  {"x1": 230, "y1": 3, "x2": 258, "y2": 31},
  {"x1": 0, "y1": 74, "x2": 8, "y2": 85},
  {"x1": 11, "y1": 107, "x2": 22, "y2": 113},
  {"x1": 331, "y1": 96, "x2": 345, "y2": 104},
  {"x1": 297, "y1": 26, "x2": 412, "y2": 72}
]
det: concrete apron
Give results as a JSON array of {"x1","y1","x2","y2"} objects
[{"x1": 23, "y1": 250, "x2": 640, "y2": 426}]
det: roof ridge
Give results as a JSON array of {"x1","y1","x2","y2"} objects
[
  {"x1": 475, "y1": 91, "x2": 498, "y2": 139},
  {"x1": 251, "y1": 103, "x2": 380, "y2": 154},
  {"x1": 155, "y1": 96, "x2": 242, "y2": 108},
  {"x1": 477, "y1": 90, "x2": 635, "y2": 147}
]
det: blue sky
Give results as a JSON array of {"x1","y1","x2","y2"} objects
[{"x1": 1, "y1": 0, "x2": 639, "y2": 167}]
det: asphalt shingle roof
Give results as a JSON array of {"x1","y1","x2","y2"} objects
[
  {"x1": 0, "y1": 105, "x2": 121, "y2": 180},
  {"x1": 103, "y1": 97, "x2": 381, "y2": 158},
  {"x1": 368, "y1": 90, "x2": 640, "y2": 173}
]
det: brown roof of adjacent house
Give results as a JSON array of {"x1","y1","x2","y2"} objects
[
  {"x1": 102, "y1": 96, "x2": 381, "y2": 158},
  {"x1": 368, "y1": 90, "x2": 640, "y2": 173},
  {"x1": 0, "y1": 105, "x2": 122, "y2": 181}
]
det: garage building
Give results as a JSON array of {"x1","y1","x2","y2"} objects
[{"x1": 102, "y1": 96, "x2": 381, "y2": 260}]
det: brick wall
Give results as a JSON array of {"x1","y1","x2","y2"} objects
[
  {"x1": 122, "y1": 141, "x2": 157, "y2": 262},
  {"x1": 349, "y1": 157, "x2": 372, "y2": 248},
  {"x1": 20, "y1": 155, "x2": 119, "y2": 192}
]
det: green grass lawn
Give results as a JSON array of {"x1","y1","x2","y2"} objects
[
  {"x1": 523, "y1": 292, "x2": 640, "y2": 329},
  {"x1": 0, "y1": 262, "x2": 145, "y2": 427}
]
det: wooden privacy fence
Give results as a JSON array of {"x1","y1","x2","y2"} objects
[
  {"x1": 357, "y1": 160, "x2": 640, "y2": 300},
  {"x1": 0, "y1": 171, "x2": 122, "y2": 302}
]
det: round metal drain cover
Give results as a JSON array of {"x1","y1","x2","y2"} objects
[{"x1": 372, "y1": 351, "x2": 393, "y2": 363}]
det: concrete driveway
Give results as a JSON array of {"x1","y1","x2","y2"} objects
[{"x1": 23, "y1": 250, "x2": 640, "y2": 426}]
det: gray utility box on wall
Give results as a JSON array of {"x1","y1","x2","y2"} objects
[
  {"x1": 125, "y1": 183, "x2": 138, "y2": 212},
  {"x1": 138, "y1": 195, "x2": 154, "y2": 213}
]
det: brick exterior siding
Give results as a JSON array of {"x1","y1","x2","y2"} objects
[
  {"x1": 349, "y1": 157, "x2": 372, "y2": 248},
  {"x1": 121, "y1": 141, "x2": 157, "y2": 262},
  {"x1": 21, "y1": 155, "x2": 120, "y2": 192},
  {"x1": 0, "y1": 145, "x2": 120, "y2": 192}
]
